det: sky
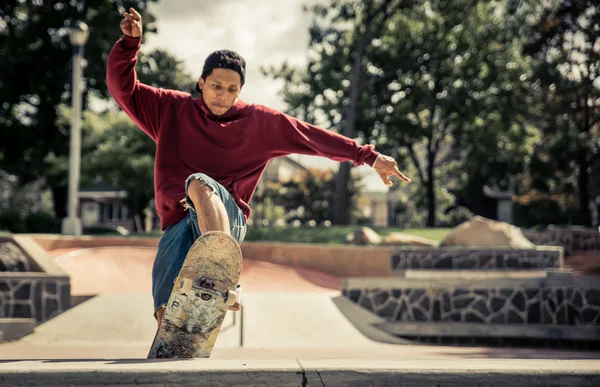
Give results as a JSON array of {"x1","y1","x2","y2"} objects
[{"x1": 143, "y1": 0, "x2": 388, "y2": 192}]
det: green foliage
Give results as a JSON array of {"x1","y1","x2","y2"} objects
[
  {"x1": 23, "y1": 211, "x2": 61, "y2": 234},
  {"x1": 440, "y1": 206, "x2": 475, "y2": 228},
  {"x1": 513, "y1": 199, "x2": 569, "y2": 228},
  {"x1": 137, "y1": 50, "x2": 197, "y2": 92},
  {"x1": 52, "y1": 106, "x2": 156, "y2": 224},
  {"x1": 0, "y1": 0, "x2": 158, "y2": 187},
  {"x1": 43, "y1": 27, "x2": 195, "y2": 223},
  {"x1": 521, "y1": 0, "x2": 600, "y2": 225},
  {"x1": 253, "y1": 167, "x2": 363, "y2": 225},
  {"x1": 266, "y1": 0, "x2": 538, "y2": 226},
  {"x1": 0, "y1": 211, "x2": 25, "y2": 233}
]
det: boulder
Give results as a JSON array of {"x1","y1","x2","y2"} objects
[
  {"x1": 380, "y1": 232, "x2": 438, "y2": 247},
  {"x1": 345, "y1": 227, "x2": 382, "y2": 245},
  {"x1": 439, "y1": 216, "x2": 535, "y2": 248}
]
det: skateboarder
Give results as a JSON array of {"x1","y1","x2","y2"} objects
[{"x1": 107, "y1": 8, "x2": 411, "y2": 326}]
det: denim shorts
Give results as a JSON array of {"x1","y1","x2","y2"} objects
[{"x1": 151, "y1": 173, "x2": 247, "y2": 318}]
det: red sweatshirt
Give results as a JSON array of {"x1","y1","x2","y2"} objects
[{"x1": 106, "y1": 35, "x2": 380, "y2": 230}]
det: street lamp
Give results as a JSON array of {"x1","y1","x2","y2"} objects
[{"x1": 61, "y1": 21, "x2": 89, "y2": 236}]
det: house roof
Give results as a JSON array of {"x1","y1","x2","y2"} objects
[{"x1": 279, "y1": 156, "x2": 310, "y2": 172}]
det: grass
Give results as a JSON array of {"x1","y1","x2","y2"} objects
[
  {"x1": 243, "y1": 226, "x2": 452, "y2": 245},
  {"x1": 84, "y1": 226, "x2": 452, "y2": 245}
]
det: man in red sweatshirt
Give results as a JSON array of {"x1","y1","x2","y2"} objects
[{"x1": 108, "y1": 8, "x2": 411, "y2": 325}]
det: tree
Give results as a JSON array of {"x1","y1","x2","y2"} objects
[
  {"x1": 252, "y1": 167, "x2": 363, "y2": 225},
  {"x1": 0, "y1": 0, "x2": 158, "y2": 217},
  {"x1": 267, "y1": 0, "x2": 536, "y2": 226},
  {"x1": 82, "y1": 110, "x2": 155, "y2": 228},
  {"x1": 264, "y1": 0, "x2": 415, "y2": 225},
  {"x1": 523, "y1": 0, "x2": 600, "y2": 226},
  {"x1": 46, "y1": 48, "x2": 197, "y2": 229},
  {"x1": 136, "y1": 49, "x2": 197, "y2": 93}
]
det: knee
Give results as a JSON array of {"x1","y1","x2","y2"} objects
[{"x1": 188, "y1": 179, "x2": 214, "y2": 199}]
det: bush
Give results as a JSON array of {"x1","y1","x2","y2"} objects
[
  {"x1": 0, "y1": 210, "x2": 25, "y2": 233},
  {"x1": 512, "y1": 199, "x2": 569, "y2": 228},
  {"x1": 23, "y1": 211, "x2": 61, "y2": 233},
  {"x1": 440, "y1": 206, "x2": 475, "y2": 227},
  {"x1": 0, "y1": 210, "x2": 61, "y2": 233}
]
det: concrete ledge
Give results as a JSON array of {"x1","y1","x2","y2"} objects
[
  {"x1": 0, "y1": 318, "x2": 35, "y2": 342},
  {"x1": 23, "y1": 234, "x2": 159, "y2": 251},
  {"x1": 376, "y1": 322, "x2": 600, "y2": 341},
  {"x1": 343, "y1": 270, "x2": 599, "y2": 288},
  {"x1": 12, "y1": 236, "x2": 70, "y2": 276},
  {"x1": 241, "y1": 241, "x2": 394, "y2": 277},
  {"x1": 0, "y1": 359, "x2": 598, "y2": 386},
  {"x1": 391, "y1": 246, "x2": 564, "y2": 271}
]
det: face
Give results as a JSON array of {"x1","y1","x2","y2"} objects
[{"x1": 198, "y1": 68, "x2": 242, "y2": 116}]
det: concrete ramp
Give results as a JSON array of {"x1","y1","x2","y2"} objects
[
  {"x1": 50, "y1": 247, "x2": 340, "y2": 295},
  {"x1": 12, "y1": 291, "x2": 378, "y2": 352}
]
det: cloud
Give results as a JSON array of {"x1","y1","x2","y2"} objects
[{"x1": 144, "y1": 0, "x2": 314, "y2": 109}]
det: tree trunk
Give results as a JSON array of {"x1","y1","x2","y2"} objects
[
  {"x1": 333, "y1": 37, "x2": 366, "y2": 225},
  {"x1": 332, "y1": 0, "x2": 396, "y2": 225},
  {"x1": 577, "y1": 153, "x2": 591, "y2": 226},
  {"x1": 50, "y1": 184, "x2": 67, "y2": 219},
  {"x1": 426, "y1": 155, "x2": 436, "y2": 227},
  {"x1": 333, "y1": 162, "x2": 352, "y2": 224}
]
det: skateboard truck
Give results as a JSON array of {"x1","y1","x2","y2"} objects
[{"x1": 176, "y1": 277, "x2": 241, "y2": 307}]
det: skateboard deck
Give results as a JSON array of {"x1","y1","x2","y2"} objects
[{"x1": 147, "y1": 231, "x2": 242, "y2": 358}]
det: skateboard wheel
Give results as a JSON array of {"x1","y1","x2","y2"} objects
[
  {"x1": 225, "y1": 290, "x2": 237, "y2": 306},
  {"x1": 178, "y1": 278, "x2": 193, "y2": 294},
  {"x1": 235, "y1": 285, "x2": 242, "y2": 305}
]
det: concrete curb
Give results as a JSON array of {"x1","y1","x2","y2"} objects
[{"x1": 0, "y1": 359, "x2": 598, "y2": 386}]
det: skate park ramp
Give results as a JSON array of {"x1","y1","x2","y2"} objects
[
  {"x1": 2, "y1": 246, "x2": 402, "y2": 359},
  {"x1": 47, "y1": 246, "x2": 340, "y2": 295},
  {"x1": 2, "y1": 245, "x2": 600, "y2": 386},
  {"x1": 1, "y1": 245, "x2": 598, "y2": 360}
]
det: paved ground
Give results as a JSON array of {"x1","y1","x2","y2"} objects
[
  {"x1": 2, "y1": 290, "x2": 599, "y2": 361},
  {"x1": 2, "y1": 246, "x2": 600, "y2": 385}
]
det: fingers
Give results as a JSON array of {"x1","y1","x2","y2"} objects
[
  {"x1": 129, "y1": 7, "x2": 142, "y2": 20},
  {"x1": 374, "y1": 154, "x2": 411, "y2": 185},
  {"x1": 394, "y1": 169, "x2": 411, "y2": 183}
]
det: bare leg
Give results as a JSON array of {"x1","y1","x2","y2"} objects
[
  {"x1": 185, "y1": 179, "x2": 240, "y2": 313},
  {"x1": 187, "y1": 179, "x2": 230, "y2": 234},
  {"x1": 156, "y1": 306, "x2": 166, "y2": 327}
]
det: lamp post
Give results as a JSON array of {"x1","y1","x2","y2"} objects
[{"x1": 61, "y1": 21, "x2": 89, "y2": 236}]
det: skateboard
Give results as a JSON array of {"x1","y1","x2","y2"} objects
[{"x1": 147, "y1": 231, "x2": 242, "y2": 358}]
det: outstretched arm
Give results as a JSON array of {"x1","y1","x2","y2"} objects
[
  {"x1": 106, "y1": 8, "x2": 166, "y2": 142},
  {"x1": 266, "y1": 109, "x2": 410, "y2": 186}
]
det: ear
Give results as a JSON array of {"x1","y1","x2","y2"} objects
[{"x1": 198, "y1": 77, "x2": 205, "y2": 91}]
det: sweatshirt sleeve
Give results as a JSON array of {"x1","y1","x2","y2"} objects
[
  {"x1": 106, "y1": 35, "x2": 166, "y2": 143},
  {"x1": 265, "y1": 108, "x2": 380, "y2": 167}
]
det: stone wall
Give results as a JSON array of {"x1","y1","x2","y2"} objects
[
  {"x1": 342, "y1": 272, "x2": 600, "y2": 345},
  {"x1": 0, "y1": 236, "x2": 70, "y2": 322},
  {"x1": 392, "y1": 247, "x2": 563, "y2": 271},
  {"x1": 0, "y1": 275, "x2": 70, "y2": 321},
  {"x1": 524, "y1": 228, "x2": 600, "y2": 253}
]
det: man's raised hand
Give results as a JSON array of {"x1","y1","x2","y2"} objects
[
  {"x1": 120, "y1": 7, "x2": 142, "y2": 37},
  {"x1": 373, "y1": 154, "x2": 411, "y2": 186}
]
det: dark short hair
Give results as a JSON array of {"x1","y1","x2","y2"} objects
[{"x1": 196, "y1": 50, "x2": 246, "y2": 93}]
